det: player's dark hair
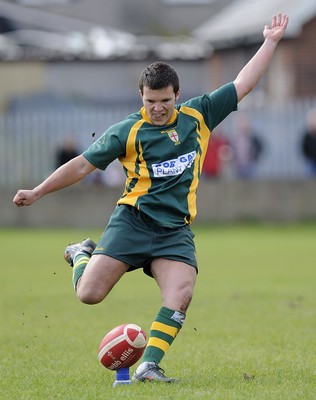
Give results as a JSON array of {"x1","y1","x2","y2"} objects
[{"x1": 139, "y1": 61, "x2": 180, "y2": 94}]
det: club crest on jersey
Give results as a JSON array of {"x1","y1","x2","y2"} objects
[{"x1": 161, "y1": 129, "x2": 180, "y2": 145}]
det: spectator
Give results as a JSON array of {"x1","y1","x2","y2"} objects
[
  {"x1": 55, "y1": 137, "x2": 80, "y2": 168},
  {"x1": 231, "y1": 113, "x2": 263, "y2": 179},
  {"x1": 202, "y1": 131, "x2": 232, "y2": 179},
  {"x1": 301, "y1": 107, "x2": 316, "y2": 177}
]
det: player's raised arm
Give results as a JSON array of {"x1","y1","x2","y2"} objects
[
  {"x1": 13, "y1": 155, "x2": 96, "y2": 207},
  {"x1": 233, "y1": 13, "x2": 288, "y2": 102}
]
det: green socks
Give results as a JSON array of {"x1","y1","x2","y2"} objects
[
  {"x1": 72, "y1": 254, "x2": 90, "y2": 289},
  {"x1": 141, "y1": 306, "x2": 186, "y2": 364}
]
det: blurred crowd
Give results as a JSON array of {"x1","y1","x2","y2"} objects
[
  {"x1": 202, "y1": 108, "x2": 316, "y2": 181},
  {"x1": 202, "y1": 112, "x2": 264, "y2": 180},
  {"x1": 54, "y1": 107, "x2": 316, "y2": 188}
]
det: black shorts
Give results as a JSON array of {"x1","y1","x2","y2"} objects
[{"x1": 94, "y1": 205, "x2": 198, "y2": 277}]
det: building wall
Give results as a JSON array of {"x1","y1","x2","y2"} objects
[
  {"x1": 1, "y1": 17, "x2": 315, "y2": 111},
  {"x1": 0, "y1": 62, "x2": 45, "y2": 110},
  {"x1": 292, "y1": 17, "x2": 316, "y2": 98},
  {"x1": 0, "y1": 59, "x2": 210, "y2": 111},
  {"x1": 207, "y1": 16, "x2": 316, "y2": 102}
]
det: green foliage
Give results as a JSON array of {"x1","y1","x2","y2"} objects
[{"x1": 1, "y1": 225, "x2": 316, "y2": 399}]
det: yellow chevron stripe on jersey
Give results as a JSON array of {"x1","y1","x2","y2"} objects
[
  {"x1": 180, "y1": 105, "x2": 211, "y2": 223},
  {"x1": 180, "y1": 105, "x2": 211, "y2": 163},
  {"x1": 119, "y1": 119, "x2": 152, "y2": 206}
]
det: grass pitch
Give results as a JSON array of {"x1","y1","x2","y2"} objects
[{"x1": 1, "y1": 224, "x2": 316, "y2": 399}]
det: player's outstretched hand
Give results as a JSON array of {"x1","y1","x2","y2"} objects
[
  {"x1": 13, "y1": 189, "x2": 37, "y2": 207},
  {"x1": 263, "y1": 13, "x2": 288, "y2": 44}
]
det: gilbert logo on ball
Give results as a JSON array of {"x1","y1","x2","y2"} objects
[{"x1": 98, "y1": 323, "x2": 147, "y2": 370}]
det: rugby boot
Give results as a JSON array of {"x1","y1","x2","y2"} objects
[
  {"x1": 132, "y1": 362, "x2": 178, "y2": 383},
  {"x1": 64, "y1": 238, "x2": 96, "y2": 267}
]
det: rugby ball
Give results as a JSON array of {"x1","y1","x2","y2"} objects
[{"x1": 98, "y1": 323, "x2": 147, "y2": 370}]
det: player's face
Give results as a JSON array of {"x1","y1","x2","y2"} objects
[{"x1": 140, "y1": 85, "x2": 180, "y2": 126}]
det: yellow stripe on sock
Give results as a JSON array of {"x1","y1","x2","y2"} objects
[
  {"x1": 73, "y1": 256, "x2": 89, "y2": 270},
  {"x1": 151, "y1": 321, "x2": 178, "y2": 338},
  {"x1": 72, "y1": 256, "x2": 89, "y2": 285},
  {"x1": 147, "y1": 337, "x2": 170, "y2": 353}
]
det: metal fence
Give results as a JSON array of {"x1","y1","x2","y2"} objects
[{"x1": 1, "y1": 98, "x2": 316, "y2": 189}]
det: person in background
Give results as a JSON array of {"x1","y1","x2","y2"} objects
[
  {"x1": 231, "y1": 112, "x2": 264, "y2": 179},
  {"x1": 301, "y1": 107, "x2": 316, "y2": 177},
  {"x1": 55, "y1": 137, "x2": 80, "y2": 168},
  {"x1": 202, "y1": 131, "x2": 232, "y2": 179}
]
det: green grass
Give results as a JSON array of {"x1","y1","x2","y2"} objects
[{"x1": 1, "y1": 224, "x2": 316, "y2": 399}]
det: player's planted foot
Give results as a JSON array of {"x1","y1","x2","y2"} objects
[
  {"x1": 64, "y1": 238, "x2": 96, "y2": 267},
  {"x1": 132, "y1": 362, "x2": 178, "y2": 383}
]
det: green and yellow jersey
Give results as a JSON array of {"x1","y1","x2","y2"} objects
[{"x1": 83, "y1": 82, "x2": 237, "y2": 228}]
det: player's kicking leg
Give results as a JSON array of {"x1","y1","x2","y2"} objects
[{"x1": 64, "y1": 238, "x2": 129, "y2": 304}]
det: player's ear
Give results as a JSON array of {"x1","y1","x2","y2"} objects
[{"x1": 175, "y1": 90, "x2": 180, "y2": 101}]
